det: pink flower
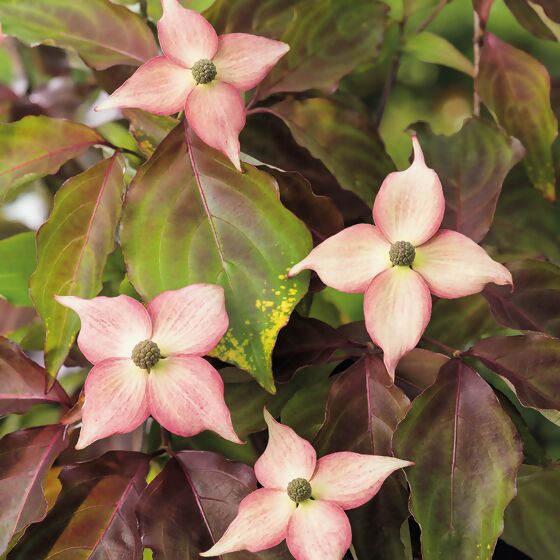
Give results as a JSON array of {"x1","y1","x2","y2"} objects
[
  {"x1": 289, "y1": 137, "x2": 512, "y2": 378},
  {"x1": 55, "y1": 284, "x2": 241, "y2": 449},
  {"x1": 96, "y1": 0, "x2": 289, "y2": 171},
  {"x1": 201, "y1": 409, "x2": 412, "y2": 559}
]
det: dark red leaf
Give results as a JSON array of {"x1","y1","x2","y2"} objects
[
  {"x1": 0, "y1": 337, "x2": 71, "y2": 415},
  {"x1": 137, "y1": 450, "x2": 291, "y2": 559},
  {"x1": 0, "y1": 425, "x2": 68, "y2": 555},
  {"x1": 393, "y1": 360, "x2": 523, "y2": 559},
  {"x1": 483, "y1": 259, "x2": 560, "y2": 337},
  {"x1": 468, "y1": 333, "x2": 560, "y2": 412},
  {"x1": 9, "y1": 451, "x2": 150, "y2": 560}
]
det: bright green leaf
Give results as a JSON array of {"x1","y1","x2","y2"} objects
[
  {"x1": 0, "y1": 232, "x2": 36, "y2": 307},
  {"x1": 30, "y1": 155, "x2": 126, "y2": 378},
  {"x1": 403, "y1": 31, "x2": 474, "y2": 76}
]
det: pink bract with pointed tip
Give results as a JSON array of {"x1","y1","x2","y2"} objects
[
  {"x1": 95, "y1": 0, "x2": 289, "y2": 171},
  {"x1": 55, "y1": 284, "x2": 241, "y2": 449},
  {"x1": 201, "y1": 409, "x2": 412, "y2": 560},
  {"x1": 288, "y1": 137, "x2": 513, "y2": 378}
]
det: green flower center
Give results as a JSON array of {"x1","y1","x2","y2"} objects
[
  {"x1": 287, "y1": 478, "x2": 312, "y2": 503},
  {"x1": 131, "y1": 340, "x2": 161, "y2": 370},
  {"x1": 389, "y1": 240, "x2": 416, "y2": 267},
  {"x1": 191, "y1": 59, "x2": 217, "y2": 84}
]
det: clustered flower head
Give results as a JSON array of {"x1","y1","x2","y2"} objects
[
  {"x1": 56, "y1": 284, "x2": 241, "y2": 449},
  {"x1": 96, "y1": 0, "x2": 289, "y2": 171},
  {"x1": 289, "y1": 137, "x2": 513, "y2": 377},
  {"x1": 201, "y1": 409, "x2": 412, "y2": 559}
]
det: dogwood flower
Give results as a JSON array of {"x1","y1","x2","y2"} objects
[
  {"x1": 55, "y1": 284, "x2": 240, "y2": 449},
  {"x1": 96, "y1": 0, "x2": 289, "y2": 171},
  {"x1": 201, "y1": 409, "x2": 412, "y2": 560},
  {"x1": 289, "y1": 137, "x2": 512, "y2": 378}
]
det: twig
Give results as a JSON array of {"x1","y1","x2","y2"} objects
[
  {"x1": 349, "y1": 544, "x2": 359, "y2": 560},
  {"x1": 422, "y1": 336, "x2": 461, "y2": 358},
  {"x1": 416, "y1": 0, "x2": 447, "y2": 33},
  {"x1": 472, "y1": 11, "x2": 483, "y2": 117}
]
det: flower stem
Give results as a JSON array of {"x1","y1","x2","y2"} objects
[
  {"x1": 349, "y1": 544, "x2": 359, "y2": 560},
  {"x1": 472, "y1": 10, "x2": 483, "y2": 117}
]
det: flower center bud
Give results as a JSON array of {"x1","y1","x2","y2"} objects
[
  {"x1": 131, "y1": 340, "x2": 161, "y2": 370},
  {"x1": 287, "y1": 478, "x2": 312, "y2": 503},
  {"x1": 191, "y1": 59, "x2": 217, "y2": 84},
  {"x1": 389, "y1": 240, "x2": 416, "y2": 267}
]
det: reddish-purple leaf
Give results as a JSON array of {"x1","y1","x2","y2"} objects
[
  {"x1": 315, "y1": 356, "x2": 412, "y2": 559},
  {"x1": 0, "y1": 425, "x2": 68, "y2": 555},
  {"x1": 264, "y1": 97, "x2": 394, "y2": 206},
  {"x1": 0, "y1": 116, "x2": 105, "y2": 202},
  {"x1": 479, "y1": 33, "x2": 558, "y2": 200},
  {"x1": 137, "y1": 450, "x2": 291, "y2": 559},
  {"x1": 0, "y1": 337, "x2": 71, "y2": 415},
  {"x1": 472, "y1": 0, "x2": 494, "y2": 27},
  {"x1": 395, "y1": 348, "x2": 448, "y2": 398},
  {"x1": 505, "y1": 0, "x2": 559, "y2": 41},
  {"x1": 0, "y1": 0, "x2": 158, "y2": 70},
  {"x1": 415, "y1": 118, "x2": 524, "y2": 242},
  {"x1": 9, "y1": 451, "x2": 150, "y2": 559},
  {"x1": 468, "y1": 333, "x2": 560, "y2": 412},
  {"x1": 273, "y1": 313, "x2": 354, "y2": 380},
  {"x1": 393, "y1": 361, "x2": 523, "y2": 559},
  {"x1": 483, "y1": 259, "x2": 560, "y2": 337}
]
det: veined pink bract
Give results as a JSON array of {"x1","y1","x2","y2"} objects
[
  {"x1": 201, "y1": 409, "x2": 412, "y2": 560},
  {"x1": 56, "y1": 284, "x2": 241, "y2": 449},
  {"x1": 96, "y1": 0, "x2": 289, "y2": 171},
  {"x1": 289, "y1": 137, "x2": 512, "y2": 377}
]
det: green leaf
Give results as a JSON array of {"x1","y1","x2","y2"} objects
[
  {"x1": 266, "y1": 97, "x2": 394, "y2": 206},
  {"x1": 123, "y1": 109, "x2": 178, "y2": 158},
  {"x1": 257, "y1": 0, "x2": 388, "y2": 98},
  {"x1": 415, "y1": 118, "x2": 524, "y2": 242},
  {"x1": 121, "y1": 125, "x2": 312, "y2": 392},
  {"x1": 147, "y1": 0, "x2": 216, "y2": 21},
  {"x1": 0, "y1": 0, "x2": 158, "y2": 70},
  {"x1": 0, "y1": 116, "x2": 104, "y2": 202},
  {"x1": 30, "y1": 154, "x2": 126, "y2": 378},
  {"x1": 502, "y1": 464, "x2": 560, "y2": 560},
  {"x1": 479, "y1": 33, "x2": 558, "y2": 200},
  {"x1": 393, "y1": 360, "x2": 523, "y2": 560},
  {"x1": 403, "y1": 32, "x2": 474, "y2": 76},
  {"x1": 0, "y1": 233, "x2": 36, "y2": 307}
]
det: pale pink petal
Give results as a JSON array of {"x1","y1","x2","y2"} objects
[
  {"x1": 364, "y1": 267, "x2": 432, "y2": 379},
  {"x1": 158, "y1": 0, "x2": 218, "y2": 68},
  {"x1": 254, "y1": 409, "x2": 317, "y2": 489},
  {"x1": 286, "y1": 500, "x2": 351, "y2": 560},
  {"x1": 55, "y1": 295, "x2": 152, "y2": 365},
  {"x1": 147, "y1": 356, "x2": 241, "y2": 443},
  {"x1": 147, "y1": 284, "x2": 228, "y2": 357},
  {"x1": 373, "y1": 136, "x2": 445, "y2": 245},
  {"x1": 76, "y1": 358, "x2": 149, "y2": 449},
  {"x1": 200, "y1": 489, "x2": 295, "y2": 557},
  {"x1": 414, "y1": 229, "x2": 513, "y2": 299},
  {"x1": 96, "y1": 56, "x2": 195, "y2": 115},
  {"x1": 185, "y1": 81, "x2": 245, "y2": 170},
  {"x1": 213, "y1": 33, "x2": 289, "y2": 91},
  {"x1": 288, "y1": 224, "x2": 391, "y2": 293},
  {"x1": 310, "y1": 452, "x2": 413, "y2": 510}
]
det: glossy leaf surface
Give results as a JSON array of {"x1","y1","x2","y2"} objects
[
  {"x1": 479, "y1": 33, "x2": 558, "y2": 200},
  {"x1": 394, "y1": 361, "x2": 523, "y2": 560},
  {"x1": 0, "y1": 337, "x2": 70, "y2": 416},
  {"x1": 122, "y1": 125, "x2": 311, "y2": 392},
  {"x1": 415, "y1": 118, "x2": 524, "y2": 242},
  {"x1": 0, "y1": 0, "x2": 158, "y2": 69},
  {"x1": 266, "y1": 98, "x2": 394, "y2": 206},
  {"x1": 0, "y1": 233, "x2": 36, "y2": 307},
  {"x1": 9, "y1": 451, "x2": 150, "y2": 559},
  {"x1": 0, "y1": 116, "x2": 104, "y2": 202},
  {"x1": 0, "y1": 425, "x2": 68, "y2": 555},
  {"x1": 30, "y1": 154, "x2": 126, "y2": 378}
]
